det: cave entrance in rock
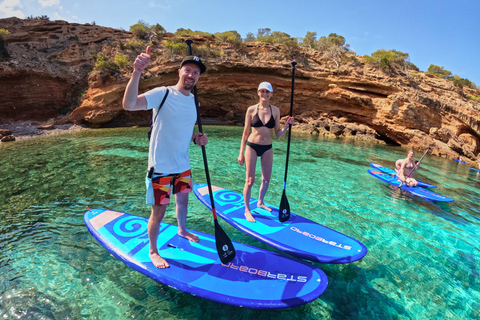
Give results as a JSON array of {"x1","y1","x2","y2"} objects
[{"x1": 457, "y1": 126, "x2": 480, "y2": 157}]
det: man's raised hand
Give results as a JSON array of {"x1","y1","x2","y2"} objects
[{"x1": 133, "y1": 46, "x2": 152, "y2": 73}]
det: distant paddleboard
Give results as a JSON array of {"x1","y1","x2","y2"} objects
[
  {"x1": 84, "y1": 208, "x2": 328, "y2": 309},
  {"x1": 369, "y1": 163, "x2": 437, "y2": 188},
  {"x1": 367, "y1": 170, "x2": 454, "y2": 202},
  {"x1": 193, "y1": 183, "x2": 367, "y2": 264},
  {"x1": 453, "y1": 159, "x2": 470, "y2": 164},
  {"x1": 469, "y1": 167, "x2": 480, "y2": 173}
]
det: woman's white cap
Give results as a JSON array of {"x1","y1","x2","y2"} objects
[{"x1": 257, "y1": 82, "x2": 273, "y2": 92}]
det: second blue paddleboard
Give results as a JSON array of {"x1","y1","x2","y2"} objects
[
  {"x1": 369, "y1": 163, "x2": 437, "y2": 188},
  {"x1": 367, "y1": 170, "x2": 454, "y2": 202},
  {"x1": 193, "y1": 183, "x2": 367, "y2": 264}
]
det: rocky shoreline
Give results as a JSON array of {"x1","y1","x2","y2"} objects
[{"x1": 0, "y1": 119, "x2": 90, "y2": 142}]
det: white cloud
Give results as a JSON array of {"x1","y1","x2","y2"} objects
[
  {"x1": 149, "y1": 1, "x2": 170, "y2": 9},
  {"x1": 53, "y1": 11, "x2": 65, "y2": 20},
  {"x1": 0, "y1": 0, "x2": 25, "y2": 18},
  {"x1": 38, "y1": 0, "x2": 60, "y2": 7}
]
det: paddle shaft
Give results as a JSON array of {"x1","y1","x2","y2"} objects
[
  {"x1": 408, "y1": 147, "x2": 430, "y2": 178},
  {"x1": 282, "y1": 61, "x2": 297, "y2": 185},
  {"x1": 185, "y1": 40, "x2": 218, "y2": 219}
]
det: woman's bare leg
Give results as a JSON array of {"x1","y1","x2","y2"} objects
[
  {"x1": 243, "y1": 146, "x2": 257, "y2": 222},
  {"x1": 258, "y1": 149, "x2": 273, "y2": 211}
]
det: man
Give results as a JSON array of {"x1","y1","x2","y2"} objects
[{"x1": 123, "y1": 46, "x2": 207, "y2": 268}]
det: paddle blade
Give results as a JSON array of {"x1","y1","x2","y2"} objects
[
  {"x1": 214, "y1": 219, "x2": 236, "y2": 264},
  {"x1": 279, "y1": 189, "x2": 290, "y2": 222}
]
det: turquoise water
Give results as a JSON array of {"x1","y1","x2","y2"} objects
[{"x1": 1, "y1": 126, "x2": 479, "y2": 319}]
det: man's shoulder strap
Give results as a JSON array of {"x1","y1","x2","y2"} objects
[{"x1": 148, "y1": 87, "x2": 170, "y2": 140}]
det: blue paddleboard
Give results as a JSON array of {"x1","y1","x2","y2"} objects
[
  {"x1": 469, "y1": 167, "x2": 480, "y2": 172},
  {"x1": 84, "y1": 208, "x2": 328, "y2": 309},
  {"x1": 369, "y1": 163, "x2": 437, "y2": 188},
  {"x1": 367, "y1": 170, "x2": 454, "y2": 202},
  {"x1": 453, "y1": 158, "x2": 470, "y2": 164},
  {"x1": 193, "y1": 184, "x2": 367, "y2": 264}
]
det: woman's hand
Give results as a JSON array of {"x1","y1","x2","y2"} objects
[
  {"x1": 238, "y1": 154, "x2": 245, "y2": 166},
  {"x1": 285, "y1": 116, "x2": 294, "y2": 128}
]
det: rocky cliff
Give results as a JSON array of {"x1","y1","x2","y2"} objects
[{"x1": 1, "y1": 17, "x2": 480, "y2": 160}]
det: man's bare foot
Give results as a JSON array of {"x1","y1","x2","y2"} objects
[
  {"x1": 149, "y1": 252, "x2": 169, "y2": 268},
  {"x1": 178, "y1": 230, "x2": 199, "y2": 242},
  {"x1": 245, "y1": 211, "x2": 256, "y2": 223},
  {"x1": 257, "y1": 203, "x2": 272, "y2": 212}
]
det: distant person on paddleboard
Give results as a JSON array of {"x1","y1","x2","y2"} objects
[
  {"x1": 123, "y1": 46, "x2": 207, "y2": 268},
  {"x1": 395, "y1": 149, "x2": 419, "y2": 187},
  {"x1": 238, "y1": 82, "x2": 294, "y2": 222}
]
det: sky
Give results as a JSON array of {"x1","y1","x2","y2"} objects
[{"x1": 1, "y1": 0, "x2": 479, "y2": 86}]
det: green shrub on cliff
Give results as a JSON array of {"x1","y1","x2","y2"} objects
[
  {"x1": 301, "y1": 31, "x2": 317, "y2": 49},
  {"x1": 214, "y1": 31, "x2": 243, "y2": 48},
  {"x1": 450, "y1": 74, "x2": 476, "y2": 90},
  {"x1": 129, "y1": 20, "x2": 165, "y2": 40},
  {"x1": 127, "y1": 39, "x2": 150, "y2": 51},
  {"x1": 94, "y1": 53, "x2": 119, "y2": 72},
  {"x1": 0, "y1": 29, "x2": 10, "y2": 59},
  {"x1": 26, "y1": 15, "x2": 49, "y2": 20},
  {"x1": 426, "y1": 64, "x2": 452, "y2": 79},
  {"x1": 165, "y1": 37, "x2": 189, "y2": 56},
  {"x1": 244, "y1": 32, "x2": 255, "y2": 42},
  {"x1": 468, "y1": 94, "x2": 480, "y2": 101},
  {"x1": 0, "y1": 29, "x2": 9, "y2": 38},
  {"x1": 130, "y1": 23, "x2": 147, "y2": 39},
  {"x1": 364, "y1": 49, "x2": 409, "y2": 71},
  {"x1": 114, "y1": 54, "x2": 130, "y2": 69},
  {"x1": 175, "y1": 28, "x2": 213, "y2": 37}
]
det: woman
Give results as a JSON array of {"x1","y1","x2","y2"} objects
[
  {"x1": 238, "y1": 82, "x2": 294, "y2": 222},
  {"x1": 395, "y1": 149, "x2": 418, "y2": 187}
]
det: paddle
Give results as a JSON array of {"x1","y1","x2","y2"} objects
[
  {"x1": 185, "y1": 39, "x2": 235, "y2": 264},
  {"x1": 408, "y1": 147, "x2": 431, "y2": 178},
  {"x1": 279, "y1": 61, "x2": 297, "y2": 222}
]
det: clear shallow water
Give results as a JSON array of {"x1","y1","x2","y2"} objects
[{"x1": 1, "y1": 126, "x2": 479, "y2": 319}]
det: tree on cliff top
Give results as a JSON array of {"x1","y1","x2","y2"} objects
[
  {"x1": 425, "y1": 65, "x2": 476, "y2": 90},
  {"x1": 255, "y1": 28, "x2": 295, "y2": 44},
  {"x1": 175, "y1": 28, "x2": 213, "y2": 37},
  {"x1": 214, "y1": 31, "x2": 243, "y2": 48},
  {"x1": 301, "y1": 31, "x2": 317, "y2": 49},
  {"x1": 426, "y1": 64, "x2": 452, "y2": 79},
  {"x1": 364, "y1": 49, "x2": 410, "y2": 74},
  {"x1": 317, "y1": 33, "x2": 350, "y2": 67},
  {"x1": 129, "y1": 20, "x2": 165, "y2": 40}
]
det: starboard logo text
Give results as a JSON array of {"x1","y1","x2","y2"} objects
[
  {"x1": 290, "y1": 226, "x2": 352, "y2": 250},
  {"x1": 222, "y1": 262, "x2": 307, "y2": 282}
]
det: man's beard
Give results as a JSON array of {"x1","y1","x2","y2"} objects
[{"x1": 182, "y1": 79, "x2": 195, "y2": 91}]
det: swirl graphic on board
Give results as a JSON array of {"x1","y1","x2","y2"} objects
[
  {"x1": 214, "y1": 189, "x2": 243, "y2": 207},
  {"x1": 113, "y1": 216, "x2": 148, "y2": 238}
]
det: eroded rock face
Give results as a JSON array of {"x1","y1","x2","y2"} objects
[{"x1": 1, "y1": 17, "x2": 480, "y2": 160}]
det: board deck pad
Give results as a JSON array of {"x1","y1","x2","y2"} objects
[
  {"x1": 193, "y1": 184, "x2": 367, "y2": 264},
  {"x1": 369, "y1": 163, "x2": 437, "y2": 188},
  {"x1": 367, "y1": 170, "x2": 454, "y2": 202},
  {"x1": 84, "y1": 208, "x2": 328, "y2": 309}
]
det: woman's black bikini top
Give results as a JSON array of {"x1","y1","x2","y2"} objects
[{"x1": 251, "y1": 105, "x2": 275, "y2": 128}]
